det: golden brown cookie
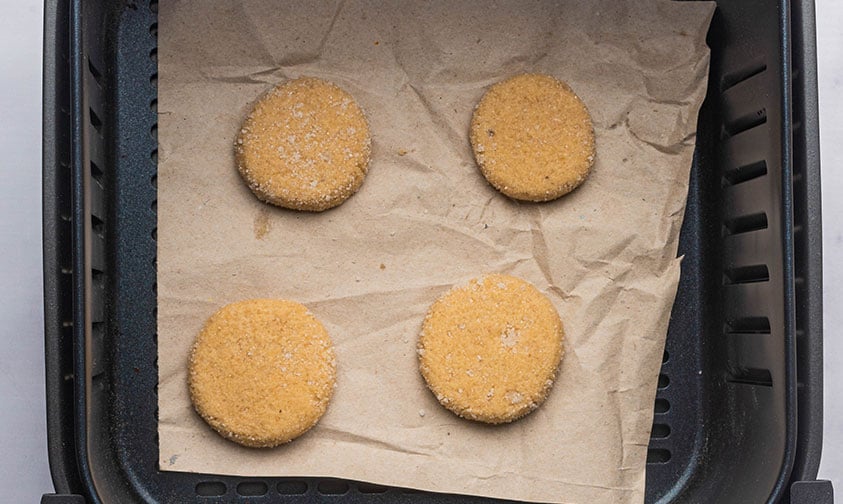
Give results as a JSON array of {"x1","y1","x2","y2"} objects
[
  {"x1": 470, "y1": 73, "x2": 595, "y2": 202},
  {"x1": 235, "y1": 77, "x2": 372, "y2": 211},
  {"x1": 188, "y1": 299, "x2": 337, "y2": 447},
  {"x1": 418, "y1": 274, "x2": 564, "y2": 424}
]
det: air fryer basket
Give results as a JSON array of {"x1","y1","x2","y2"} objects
[{"x1": 42, "y1": 0, "x2": 827, "y2": 503}]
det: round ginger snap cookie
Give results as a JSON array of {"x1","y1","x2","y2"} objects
[
  {"x1": 235, "y1": 77, "x2": 372, "y2": 211},
  {"x1": 470, "y1": 73, "x2": 595, "y2": 202},
  {"x1": 418, "y1": 274, "x2": 564, "y2": 424},
  {"x1": 188, "y1": 299, "x2": 337, "y2": 447}
]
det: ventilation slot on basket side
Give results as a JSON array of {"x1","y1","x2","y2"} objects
[
  {"x1": 724, "y1": 212, "x2": 768, "y2": 236},
  {"x1": 91, "y1": 214, "x2": 105, "y2": 238},
  {"x1": 651, "y1": 424, "x2": 671, "y2": 439},
  {"x1": 89, "y1": 108, "x2": 103, "y2": 135},
  {"x1": 87, "y1": 57, "x2": 102, "y2": 87},
  {"x1": 726, "y1": 316, "x2": 771, "y2": 335},
  {"x1": 723, "y1": 108, "x2": 767, "y2": 138},
  {"x1": 654, "y1": 398, "x2": 670, "y2": 414},
  {"x1": 195, "y1": 481, "x2": 226, "y2": 497},
  {"x1": 236, "y1": 481, "x2": 268, "y2": 497},
  {"x1": 720, "y1": 61, "x2": 767, "y2": 92},
  {"x1": 647, "y1": 448, "x2": 672, "y2": 464},
  {"x1": 727, "y1": 368, "x2": 773, "y2": 387},
  {"x1": 723, "y1": 160, "x2": 768, "y2": 186},
  {"x1": 724, "y1": 264, "x2": 770, "y2": 285},
  {"x1": 357, "y1": 482, "x2": 389, "y2": 494},
  {"x1": 317, "y1": 480, "x2": 350, "y2": 495},
  {"x1": 277, "y1": 480, "x2": 308, "y2": 495},
  {"x1": 90, "y1": 159, "x2": 104, "y2": 185}
]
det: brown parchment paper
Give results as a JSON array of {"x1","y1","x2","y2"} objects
[{"x1": 157, "y1": 1, "x2": 715, "y2": 502}]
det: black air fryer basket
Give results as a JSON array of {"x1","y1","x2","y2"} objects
[{"x1": 42, "y1": 0, "x2": 830, "y2": 503}]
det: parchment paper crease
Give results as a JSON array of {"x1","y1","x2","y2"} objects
[{"x1": 157, "y1": 2, "x2": 715, "y2": 502}]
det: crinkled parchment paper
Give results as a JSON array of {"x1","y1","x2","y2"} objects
[{"x1": 157, "y1": 1, "x2": 715, "y2": 502}]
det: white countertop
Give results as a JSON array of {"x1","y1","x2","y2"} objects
[
  {"x1": 0, "y1": 1, "x2": 839, "y2": 501},
  {"x1": 815, "y1": 0, "x2": 842, "y2": 491}
]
